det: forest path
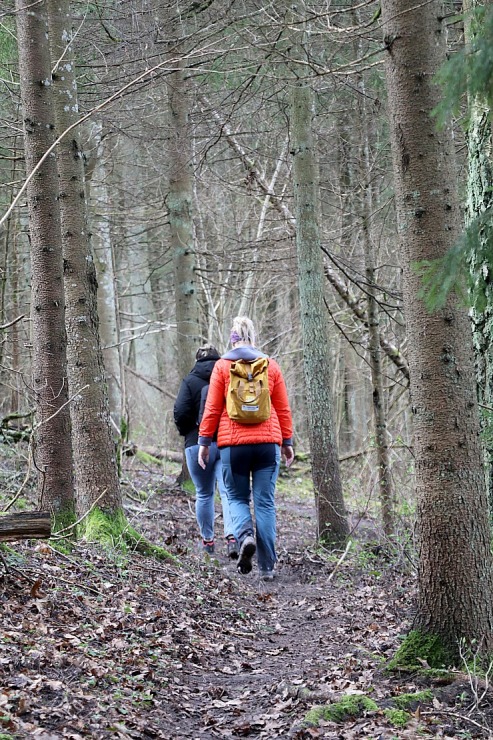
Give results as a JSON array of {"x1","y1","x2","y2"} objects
[{"x1": 0, "y1": 459, "x2": 489, "y2": 738}]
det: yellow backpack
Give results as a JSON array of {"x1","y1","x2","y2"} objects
[{"x1": 226, "y1": 357, "x2": 271, "y2": 424}]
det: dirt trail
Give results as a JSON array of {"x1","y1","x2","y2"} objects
[{"x1": 0, "y1": 465, "x2": 490, "y2": 738}]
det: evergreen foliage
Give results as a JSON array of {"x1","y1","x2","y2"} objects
[{"x1": 417, "y1": 6, "x2": 493, "y2": 310}]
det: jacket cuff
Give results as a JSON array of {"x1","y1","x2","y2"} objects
[
  {"x1": 198, "y1": 436, "x2": 213, "y2": 446},
  {"x1": 282, "y1": 439, "x2": 293, "y2": 447}
]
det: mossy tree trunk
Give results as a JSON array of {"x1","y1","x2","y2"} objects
[
  {"x1": 290, "y1": 32, "x2": 349, "y2": 545},
  {"x1": 381, "y1": 0, "x2": 493, "y2": 657},
  {"x1": 47, "y1": 0, "x2": 123, "y2": 520},
  {"x1": 464, "y1": 0, "x2": 493, "y2": 513}
]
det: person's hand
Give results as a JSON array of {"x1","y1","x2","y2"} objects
[
  {"x1": 198, "y1": 445, "x2": 210, "y2": 470},
  {"x1": 282, "y1": 444, "x2": 294, "y2": 468}
]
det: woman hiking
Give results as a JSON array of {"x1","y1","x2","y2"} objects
[{"x1": 198, "y1": 317, "x2": 294, "y2": 581}]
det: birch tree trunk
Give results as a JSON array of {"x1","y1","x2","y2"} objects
[
  {"x1": 47, "y1": 0, "x2": 123, "y2": 517},
  {"x1": 381, "y1": 0, "x2": 493, "y2": 657},
  {"x1": 291, "y1": 81, "x2": 349, "y2": 545},
  {"x1": 15, "y1": 0, "x2": 74, "y2": 518}
]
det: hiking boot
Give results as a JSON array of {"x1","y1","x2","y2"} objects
[
  {"x1": 226, "y1": 536, "x2": 239, "y2": 560},
  {"x1": 202, "y1": 539, "x2": 215, "y2": 555},
  {"x1": 259, "y1": 569, "x2": 275, "y2": 582},
  {"x1": 237, "y1": 535, "x2": 256, "y2": 574}
]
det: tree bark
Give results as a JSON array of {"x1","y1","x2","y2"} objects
[
  {"x1": 167, "y1": 60, "x2": 200, "y2": 381},
  {"x1": 87, "y1": 128, "x2": 123, "y2": 433},
  {"x1": 47, "y1": 0, "x2": 123, "y2": 518},
  {"x1": 464, "y1": 0, "x2": 493, "y2": 512},
  {"x1": 381, "y1": 0, "x2": 493, "y2": 652},
  {"x1": 355, "y1": 66, "x2": 394, "y2": 536},
  {"x1": 290, "y1": 80, "x2": 349, "y2": 545},
  {"x1": 15, "y1": 0, "x2": 74, "y2": 516}
]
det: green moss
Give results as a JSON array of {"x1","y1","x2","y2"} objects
[
  {"x1": 392, "y1": 690, "x2": 433, "y2": 710},
  {"x1": 384, "y1": 708, "x2": 411, "y2": 727},
  {"x1": 52, "y1": 509, "x2": 76, "y2": 541},
  {"x1": 181, "y1": 479, "x2": 195, "y2": 495},
  {"x1": 136, "y1": 450, "x2": 162, "y2": 466},
  {"x1": 387, "y1": 630, "x2": 454, "y2": 671},
  {"x1": 303, "y1": 695, "x2": 378, "y2": 726},
  {"x1": 0, "y1": 544, "x2": 25, "y2": 565},
  {"x1": 49, "y1": 538, "x2": 74, "y2": 555},
  {"x1": 417, "y1": 668, "x2": 457, "y2": 682},
  {"x1": 78, "y1": 507, "x2": 179, "y2": 563}
]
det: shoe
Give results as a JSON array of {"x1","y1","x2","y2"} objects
[
  {"x1": 226, "y1": 536, "x2": 239, "y2": 560},
  {"x1": 237, "y1": 535, "x2": 256, "y2": 574},
  {"x1": 202, "y1": 540, "x2": 215, "y2": 555},
  {"x1": 260, "y1": 569, "x2": 275, "y2": 582}
]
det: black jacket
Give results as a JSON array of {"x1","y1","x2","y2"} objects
[{"x1": 173, "y1": 358, "x2": 218, "y2": 448}]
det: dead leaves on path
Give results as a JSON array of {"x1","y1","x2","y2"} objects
[{"x1": 1, "y1": 476, "x2": 492, "y2": 738}]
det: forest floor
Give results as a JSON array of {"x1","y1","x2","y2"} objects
[{"x1": 1, "y1": 448, "x2": 493, "y2": 739}]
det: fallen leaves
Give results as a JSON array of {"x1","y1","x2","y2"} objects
[{"x1": 1, "y1": 467, "x2": 491, "y2": 738}]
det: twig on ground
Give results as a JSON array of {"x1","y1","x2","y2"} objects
[
  {"x1": 0, "y1": 549, "x2": 8, "y2": 575},
  {"x1": 327, "y1": 539, "x2": 352, "y2": 582},
  {"x1": 421, "y1": 709, "x2": 491, "y2": 733},
  {"x1": 3, "y1": 444, "x2": 33, "y2": 512}
]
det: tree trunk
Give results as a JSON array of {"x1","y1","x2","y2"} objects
[
  {"x1": 167, "y1": 61, "x2": 200, "y2": 381},
  {"x1": 381, "y1": 0, "x2": 493, "y2": 655},
  {"x1": 47, "y1": 0, "x2": 123, "y2": 518},
  {"x1": 87, "y1": 128, "x2": 123, "y2": 434},
  {"x1": 290, "y1": 80, "x2": 349, "y2": 545},
  {"x1": 15, "y1": 0, "x2": 74, "y2": 517},
  {"x1": 356, "y1": 71, "x2": 394, "y2": 536},
  {"x1": 464, "y1": 0, "x2": 493, "y2": 512}
]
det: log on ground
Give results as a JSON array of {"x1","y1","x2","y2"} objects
[{"x1": 0, "y1": 512, "x2": 51, "y2": 542}]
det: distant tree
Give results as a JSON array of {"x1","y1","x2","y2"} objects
[
  {"x1": 167, "y1": 57, "x2": 200, "y2": 380},
  {"x1": 14, "y1": 0, "x2": 74, "y2": 520},
  {"x1": 354, "y1": 64, "x2": 394, "y2": 536},
  {"x1": 85, "y1": 128, "x2": 124, "y2": 433},
  {"x1": 381, "y1": 0, "x2": 493, "y2": 662},
  {"x1": 290, "y1": 10, "x2": 349, "y2": 545}
]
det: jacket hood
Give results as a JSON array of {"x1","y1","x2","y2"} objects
[
  {"x1": 190, "y1": 358, "x2": 217, "y2": 381},
  {"x1": 222, "y1": 346, "x2": 268, "y2": 361}
]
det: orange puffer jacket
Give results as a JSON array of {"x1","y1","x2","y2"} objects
[{"x1": 198, "y1": 351, "x2": 293, "y2": 448}]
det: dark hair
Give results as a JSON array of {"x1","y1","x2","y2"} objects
[{"x1": 195, "y1": 344, "x2": 220, "y2": 361}]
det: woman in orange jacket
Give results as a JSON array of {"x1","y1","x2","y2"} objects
[{"x1": 198, "y1": 316, "x2": 294, "y2": 581}]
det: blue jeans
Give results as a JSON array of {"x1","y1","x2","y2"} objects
[
  {"x1": 186, "y1": 444, "x2": 234, "y2": 542},
  {"x1": 220, "y1": 443, "x2": 281, "y2": 571}
]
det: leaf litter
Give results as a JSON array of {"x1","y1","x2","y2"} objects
[{"x1": 1, "y1": 459, "x2": 493, "y2": 739}]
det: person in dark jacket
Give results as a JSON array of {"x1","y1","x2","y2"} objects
[{"x1": 174, "y1": 344, "x2": 238, "y2": 558}]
